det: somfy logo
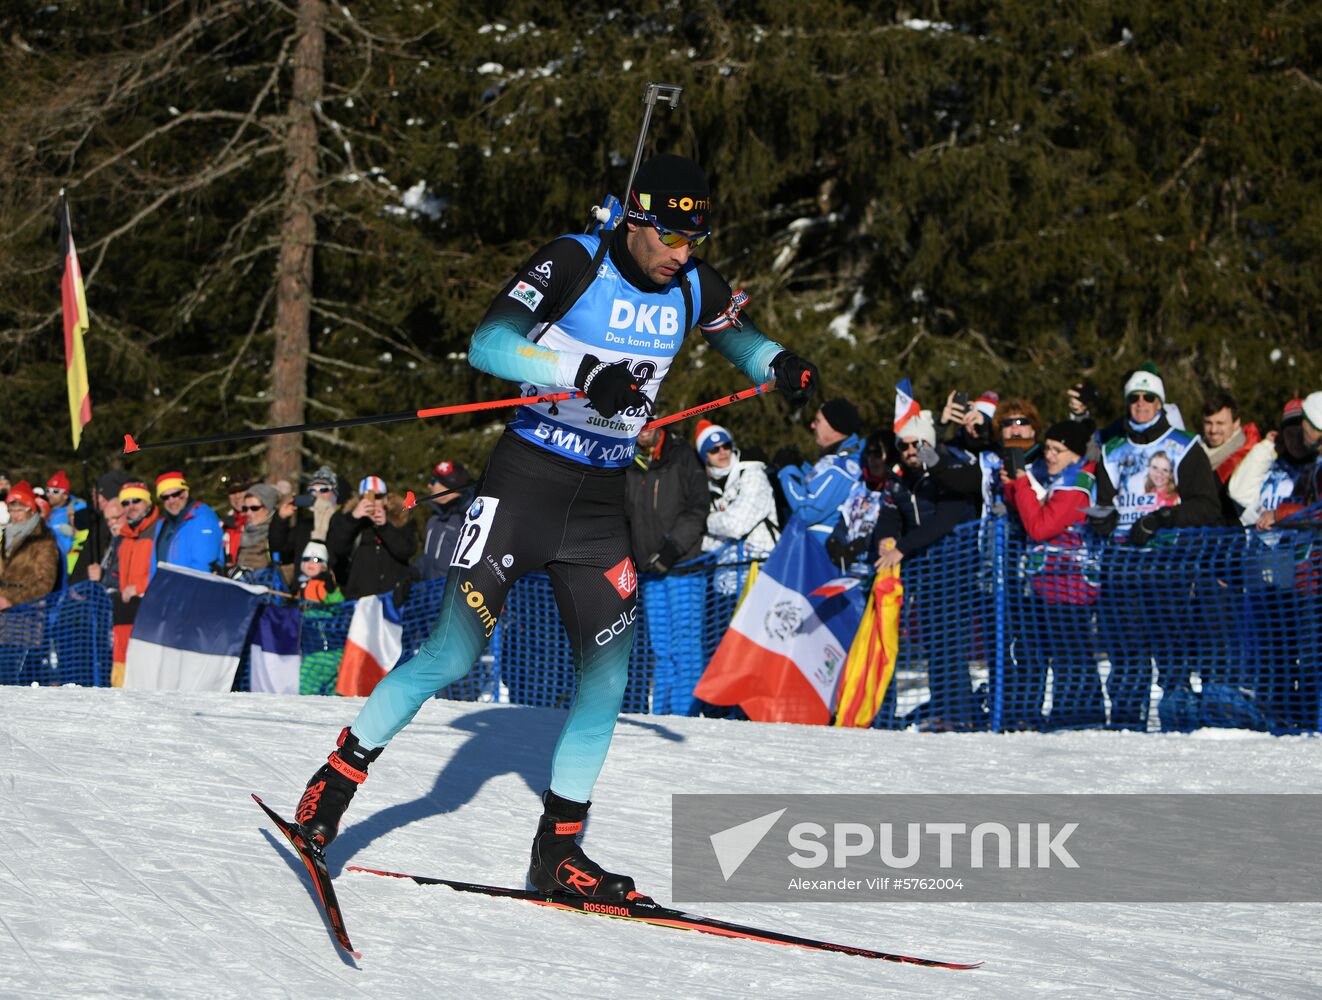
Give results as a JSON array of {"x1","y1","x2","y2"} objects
[{"x1": 710, "y1": 809, "x2": 786, "y2": 881}]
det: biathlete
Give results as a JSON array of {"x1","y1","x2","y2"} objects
[{"x1": 292, "y1": 154, "x2": 820, "y2": 900}]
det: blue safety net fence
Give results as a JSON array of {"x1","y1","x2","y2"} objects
[{"x1": 4, "y1": 510, "x2": 1319, "y2": 734}]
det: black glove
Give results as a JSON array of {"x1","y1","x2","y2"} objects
[
  {"x1": 1086, "y1": 509, "x2": 1119, "y2": 537},
  {"x1": 1128, "y1": 507, "x2": 1175, "y2": 547},
  {"x1": 646, "y1": 539, "x2": 683, "y2": 574},
  {"x1": 772, "y1": 445, "x2": 805, "y2": 469},
  {"x1": 575, "y1": 355, "x2": 650, "y2": 419},
  {"x1": 770, "y1": 350, "x2": 819, "y2": 405}
]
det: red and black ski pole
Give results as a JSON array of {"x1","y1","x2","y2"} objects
[{"x1": 121, "y1": 390, "x2": 582, "y2": 455}]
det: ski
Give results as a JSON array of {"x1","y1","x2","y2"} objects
[
  {"x1": 252, "y1": 794, "x2": 360, "y2": 960},
  {"x1": 346, "y1": 865, "x2": 980, "y2": 969}
]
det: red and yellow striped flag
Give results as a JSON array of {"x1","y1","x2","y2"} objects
[
  {"x1": 59, "y1": 190, "x2": 92, "y2": 450},
  {"x1": 833, "y1": 567, "x2": 903, "y2": 727}
]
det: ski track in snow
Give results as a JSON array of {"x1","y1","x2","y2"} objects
[{"x1": 1, "y1": 686, "x2": 1318, "y2": 999}]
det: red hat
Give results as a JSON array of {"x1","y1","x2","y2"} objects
[
  {"x1": 46, "y1": 470, "x2": 70, "y2": 492},
  {"x1": 7, "y1": 480, "x2": 37, "y2": 511},
  {"x1": 1283, "y1": 398, "x2": 1304, "y2": 422}
]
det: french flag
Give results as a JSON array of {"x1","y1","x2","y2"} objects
[
  {"x1": 123, "y1": 564, "x2": 265, "y2": 691},
  {"x1": 694, "y1": 520, "x2": 867, "y2": 724},
  {"x1": 248, "y1": 605, "x2": 303, "y2": 695},
  {"x1": 335, "y1": 593, "x2": 404, "y2": 697},
  {"x1": 894, "y1": 378, "x2": 921, "y2": 434}
]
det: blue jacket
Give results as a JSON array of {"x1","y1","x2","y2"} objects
[
  {"x1": 47, "y1": 495, "x2": 88, "y2": 561},
  {"x1": 778, "y1": 434, "x2": 865, "y2": 535},
  {"x1": 152, "y1": 500, "x2": 225, "y2": 577}
]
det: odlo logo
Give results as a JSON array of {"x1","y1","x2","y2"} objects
[
  {"x1": 460, "y1": 580, "x2": 498, "y2": 638},
  {"x1": 594, "y1": 605, "x2": 637, "y2": 647}
]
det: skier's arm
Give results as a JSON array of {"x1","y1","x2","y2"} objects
[
  {"x1": 468, "y1": 237, "x2": 596, "y2": 388},
  {"x1": 694, "y1": 263, "x2": 784, "y2": 384}
]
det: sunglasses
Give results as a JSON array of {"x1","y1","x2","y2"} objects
[
  {"x1": 632, "y1": 195, "x2": 709, "y2": 249},
  {"x1": 898, "y1": 440, "x2": 920, "y2": 452},
  {"x1": 1128, "y1": 392, "x2": 1159, "y2": 404},
  {"x1": 47, "y1": 487, "x2": 67, "y2": 495},
  {"x1": 160, "y1": 490, "x2": 186, "y2": 501},
  {"x1": 1002, "y1": 417, "x2": 1033, "y2": 427},
  {"x1": 242, "y1": 504, "x2": 265, "y2": 512},
  {"x1": 309, "y1": 485, "x2": 334, "y2": 494},
  {"x1": 123, "y1": 498, "x2": 146, "y2": 506},
  {"x1": 708, "y1": 443, "x2": 733, "y2": 453}
]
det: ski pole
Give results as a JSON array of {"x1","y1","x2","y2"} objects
[
  {"x1": 403, "y1": 381, "x2": 778, "y2": 509},
  {"x1": 641, "y1": 381, "x2": 776, "y2": 431},
  {"x1": 121, "y1": 390, "x2": 582, "y2": 455}
]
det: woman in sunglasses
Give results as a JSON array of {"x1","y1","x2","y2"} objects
[
  {"x1": 288, "y1": 153, "x2": 821, "y2": 904},
  {"x1": 229, "y1": 484, "x2": 281, "y2": 575}
]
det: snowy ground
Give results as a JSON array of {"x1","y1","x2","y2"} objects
[{"x1": 1, "y1": 686, "x2": 1318, "y2": 999}]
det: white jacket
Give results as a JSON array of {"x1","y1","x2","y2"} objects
[
  {"x1": 1227, "y1": 438, "x2": 1277, "y2": 524},
  {"x1": 701, "y1": 457, "x2": 779, "y2": 557}
]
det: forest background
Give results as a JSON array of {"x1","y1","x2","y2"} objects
[{"x1": 1, "y1": 0, "x2": 1317, "y2": 498}]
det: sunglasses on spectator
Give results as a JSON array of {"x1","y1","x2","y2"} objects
[
  {"x1": 242, "y1": 504, "x2": 265, "y2": 512},
  {"x1": 309, "y1": 485, "x2": 334, "y2": 494},
  {"x1": 898, "y1": 440, "x2": 920, "y2": 452},
  {"x1": 160, "y1": 490, "x2": 186, "y2": 501},
  {"x1": 47, "y1": 487, "x2": 67, "y2": 495},
  {"x1": 302, "y1": 556, "x2": 326, "y2": 564},
  {"x1": 1002, "y1": 417, "x2": 1033, "y2": 427},
  {"x1": 1127, "y1": 392, "x2": 1159, "y2": 404},
  {"x1": 123, "y1": 498, "x2": 145, "y2": 506},
  {"x1": 708, "y1": 443, "x2": 733, "y2": 453},
  {"x1": 631, "y1": 195, "x2": 709, "y2": 249}
]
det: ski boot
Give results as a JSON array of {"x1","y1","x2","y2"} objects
[
  {"x1": 295, "y1": 727, "x2": 382, "y2": 849},
  {"x1": 528, "y1": 790, "x2": 641, "y2": 900}
]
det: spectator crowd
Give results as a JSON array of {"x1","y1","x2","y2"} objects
[{"x1": 2, "y1": 365, "x2": 1320, "y2": 730}]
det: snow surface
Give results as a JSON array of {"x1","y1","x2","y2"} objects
[{"x1": 2, "y1": 686, "x2": 1319, "y2": 998}]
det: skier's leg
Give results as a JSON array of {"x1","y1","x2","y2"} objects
[
  {"x1": 528, "y1": 523, "x2": 641, "y2": 898},
  {"x1": 297, "y1": 436, "x2": 555, "y2": 847}
]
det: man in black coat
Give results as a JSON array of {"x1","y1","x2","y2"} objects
[{"x1": 625, "y1": 426, "x2": 708, "y2": 574}]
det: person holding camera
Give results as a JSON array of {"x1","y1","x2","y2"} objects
[
  {"x1": 327, "y1": 475, "x2": 418, "y2": 600},
  {"x1": 871, "y1": 409, "x2": 982, "y2": 729},
  {"x1": 1001, "y1": 422, "x2": 1105, "y2": 729},
  {"x1": 271, "y1": 465, "x2": 341, "y2": 581}
]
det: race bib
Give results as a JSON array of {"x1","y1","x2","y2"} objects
[{"x1": 451, "y1": 496, "x2": 500, "y2": 569}]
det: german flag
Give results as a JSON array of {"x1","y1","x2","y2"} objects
[{"x1": 59, "y1": 190, "x2": 92, "y2": 450}]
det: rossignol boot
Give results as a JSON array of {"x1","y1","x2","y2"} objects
[
  {"x1": 295, "y1": 727, "x2": 382, "y2": 849},
  {"x1": 528, "y1": 789, "x2": 639, "y2": 900}
]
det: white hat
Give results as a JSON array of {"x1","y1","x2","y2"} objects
[
  {"x1": 1123, "y1": 369, "x2": 1165, "y2": 403},
  {"x1": 301, "y1": 541, "x2": 330, "y2": 563},
  {"x1": 897, "y1": 409, "x2": 936, "y2": 448},
  {"x1": 1303, "y1": 392, "x2": 1322, "y2": 430}
]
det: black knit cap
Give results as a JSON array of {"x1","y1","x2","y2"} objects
[
  {"x1": 819, "y1": 398, "x2": 861, "y2": 436},
  {"x1": 1044, "y1": 420, "x2": 1091, "y2": 459},
  {"x1": 626, "y1": 154, "x2": 711, "y2": 231}
]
